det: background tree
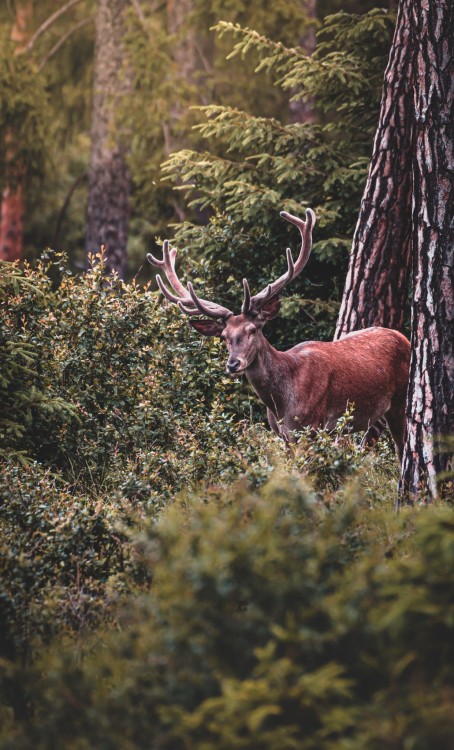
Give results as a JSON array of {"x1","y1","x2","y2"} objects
[
  {"x1": 163, "y1": 7, "x2": 395, "y2": 344},
  {"x1": 85, "y1": 0, "x2": 132, "y2": 277},
  {"x1": 333, "y1": 0, "x2": 453, "y2": 500},
  {"x1": 0, "y1": 0, "x2": 94, "y2": 265},
  {"x1": 334, "y1": 0, "x2": 413, "y2": 336},
  {"x1": 121, "y1": 0, "x2": 314, "y2": 271}
]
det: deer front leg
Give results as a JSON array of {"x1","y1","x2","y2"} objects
[{"x1": 266, "y1": 408, "x2": 296, "y2": 444}]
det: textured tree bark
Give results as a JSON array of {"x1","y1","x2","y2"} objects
[
  {"x1": 0, "y1": 1, "x2": 33, "y2": 262},
  {"x1": 399, "y1": 0, "x2": 454, "y2": 502},
  {"x1": 85, "y1": 0, "x2": 132, "y2": 278},
  {"x1": 335, "y1": 0, "x2": 414, "y2": 338}
]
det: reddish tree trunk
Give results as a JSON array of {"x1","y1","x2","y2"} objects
[
  {"x1": 335, "y1": 0, "x2": 413, "y2": 337},
  {"x1": 399, "y1": 0, "x2": 454, "y2": 501},
  {"x1": 0, "y1": 1, "x2": 33, "y2": 262},
  {"x1": 0, "y1": 186, "x2": 25, "y2": 261}
]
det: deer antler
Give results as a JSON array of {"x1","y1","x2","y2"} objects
[
  {"x1": 242, "y1": 208, "x2": 316, "y2": 314},
  {"x1": 147, "y1": 240, "x2": 233, "y2": 320}
]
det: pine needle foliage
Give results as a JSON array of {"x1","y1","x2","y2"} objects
[{"x1": 163, "y1": 9, "x2": 395, "y2": 342}]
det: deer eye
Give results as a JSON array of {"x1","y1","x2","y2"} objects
[{"x1": 247, "y1": 326, "x2": 257, "y2": 336}]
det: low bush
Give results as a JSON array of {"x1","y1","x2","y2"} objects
[
  {"x1": 0, "y1": 252, "x2": 265, "y2": 494},
  {"x1": 4, "y1": 250, "x2": 450, "y2": 749},
  {"x1": 0, "y1": 461, "x2": 146, "y2": 663},
  {"x1": 2, "y1": 474, "x2": 453, "y2": 749}
]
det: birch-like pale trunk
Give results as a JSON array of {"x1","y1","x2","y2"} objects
[
  {"x1": 399, "y1": 0, "x2": 454, "y2": 502},
  {"x1": 85, "y1": 0, "x2": 131, "y2": 278},
  {"x1": 335, "y1": 0, "x2": 413, "y2": 337}
]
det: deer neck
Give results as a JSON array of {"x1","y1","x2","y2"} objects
[{"x1": 245, "y1": 336, "x2": 290, "y2": 418}]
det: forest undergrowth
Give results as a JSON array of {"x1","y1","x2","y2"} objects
[{"x1": 1, "y1": 255, "x2": 454, "y2": 749}]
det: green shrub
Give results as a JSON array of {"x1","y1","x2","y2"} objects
[
  {"x1": 2, "y1": 475, "x2": 454, "y2": 749},
  {"x1": 0, "y1": 260, "x2": 77, "y2": 463},
  {"x1": 0, "y1": 252, "x2": 265, "y2": 493},
  {"x1": 0, "y1": 461, "x2": 145, "y2": 663}
]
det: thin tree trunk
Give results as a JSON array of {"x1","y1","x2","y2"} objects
[
  {"x1": 0, "y1": 1, "x2": 33, "y2": 262},
  {"x1": 399, "y1": 0, "x2": 454, "y2": 502},
  {"x1": 166, "y1": 0, "x2": 207, "y2": 222},
  {"x1": 335, "y1": 0, "x2": 413, "y2": 337},
  {"x1": 166, "y1": 0, "x2": 198, "y2": 144},
  {"x1": 0, "y1": 187, "x2": 25, "y2": 261},
  {"x1": 289, "y1": 0, "x2": 317, "y2": 124},
  {"x1": 85, "y1": 0, "x2": 131, "y2": 278}
]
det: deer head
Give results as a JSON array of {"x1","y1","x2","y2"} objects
[{"x1": 147, "y1": 209, "x2": 316, "y2": 375}]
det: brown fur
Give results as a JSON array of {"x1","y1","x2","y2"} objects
[
  {"x1": 148, "y1": 211, "x2": 410, "y2": 461},
  {"x1": 195, "y1": 312, "x2": 410, "y2": 462}
]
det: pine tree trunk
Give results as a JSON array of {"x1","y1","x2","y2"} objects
[
  {"x1": 85, "y1": 0, "x2": 131, "y2": 278},
  {"x1": 166, "y1": 0, "x2": 198, "y2": 122},
  {"x1": 0, "y1": 1, "x2": 32, "y2": 262},
  {"x1": 166, "y1": 0, "x2": 206, "y2": 221},
  {"x1": 335, "y1": 0, "x2": 413, "y2": 337},
  {"x1": 399, "y1": 0, "x2": 454, "y2": 502}
]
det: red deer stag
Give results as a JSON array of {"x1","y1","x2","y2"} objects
[{"x1": 147, "y1": 210, "x2": 410, "y2": 461}]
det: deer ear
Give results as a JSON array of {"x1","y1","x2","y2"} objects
[
  {"x1": 189, "y1": 319, "x2": 225, "y2": 337},
  {"x1": 260, "y1": 295, "x2": 281, "y2": 321}
]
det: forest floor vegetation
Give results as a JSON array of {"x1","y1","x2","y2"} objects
[{"x1": 1, "y1": 255, "x2": 453, "y2": 748}]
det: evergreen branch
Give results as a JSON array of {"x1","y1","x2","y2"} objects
[{"x1": 213, "y1": 21, "x2": 301, "y2": 62}]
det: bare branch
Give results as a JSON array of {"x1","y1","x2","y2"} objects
[
  {"x1": 129, "y1": 0, "x2": 146, "y2": 26},
  {"x1": 38, "y1": 18, "x2": 93, "y2": 73},
  {"x1": 24, "y1": 0, "x2": 84, "y2": 53},
  {"x1": 128, "y1": 0, "x2": 166, "y2": 37},
  {"x1": 53, "y1": 172, "x2": 88, "y2": 248}
]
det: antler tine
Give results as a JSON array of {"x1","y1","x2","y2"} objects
[
  {"x1": 187, "y1": 282, "x2": 233, "y2": 320},
  {"x1": 241, "y1": 278, "x2": 251, "y2": 314},
  {"x1": 155, "y1": 274, "x2": 185, "y2": 305},
  {"x1": 147, "y1": 239, "x2": 233, "y2": 320},
  {"x1": 147, "y1": 239, "x2": 188, "y2": 299},
  {"x1": 248, "y1": 208, "x2": 315, "y2": 313},
  {"x1": 280, "y1": 208, "x2": 315, "y2": 276}
]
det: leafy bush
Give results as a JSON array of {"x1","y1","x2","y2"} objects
[
  {"x1": 0, "y1": 260, "x2": 77, "y2": 463},
  {"x1": 0, "y1": 252, "x2": 265, "y2": 493},
  {"x1": 0, "y1": 461, "x2": 145, "y2": 663},
  {"x1": 2, "y1": 475, "x2": 454, "y2": 749}
]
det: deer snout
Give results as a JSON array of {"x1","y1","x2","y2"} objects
[{"x1": 227, "y1": 358, "x2": 241, "y2": 374}]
